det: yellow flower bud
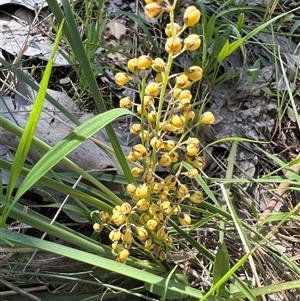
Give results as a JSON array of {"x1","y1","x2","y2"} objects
[
  {"x1": 109, "y1": 229, "x2": 122, "y2": 242},
  {"x1": 172, "y1": 88, "x2": 182, "y2": 99},
  {"x1": 144, "y1": 238, "x2": 154, "y2": 250},
  {"x1": 164, "y1": 236, "x2": 173, "y2": 246},
  {"x1": 152, "y1": 182, "x2": 165, "y2": 194},
  {"x1": 131, "y1": 166, "x2": 143, "y2": 177},
  {"x1": 164, "y1": 175, "x2": 177, "y2": 189},
  {"x1": 136, "y1": 184, "x2": 149, "y2": 198},
  {"x1": 120, "y1": 202, "x2": 132, "y2": 214},
  {"x1": 152, "y1": 58, "x2": 166, "y2": 72},
  {"x1": 111, "y1": 241, "x2": 123, "y2": 253},
  {"x1": 189, "y1": 190, "x2": 203, "y2": 203},
  {"x1": 187, "y1": 137, "x2": 200, "y2": 145},
  {"x1": 145, "y1": 2, "x2": 163, "y2": 18},
  {"x1": 158, "y1": 191, "x2": 170, "y2": 202},
  {"x1": 155, "y1": 72, "x2": 163, "y2": 83},
  {"x1": 184, "y1": 34, "x2": 201, "y2": 51},
  {"x1": 145, "y1": 82, "x2": 160, "y2": 97},
  {"x1": 139, "y1": 130, "x2": 150, "y2": 141},
  {"x1": 156, "y1": 226, "x2": 168, "y2": 240},
  {"x1": 146, "y1": 219, "x2": 158, "y2": 230},
  {"x1": 178, "y1": 212, "x2": 191, "y2": 226},
  {"x1": 184, "y1": 168, "x2": 199, "y2": 179},
  {"x1": 183, "y1": 110, "x2": 195, "y2": 121},
  {"x1": 147, "y1": 110, "x2": 157, "y2": 123},
  {"x1": 93, "y1": 222, "x2": 103, "y2": 232},
  {"x1": 132, "y1": 191, "x2": 141, "y2": 202},
  {"x1": 150, "y1": 136, "x2": 164, "y2": 149},
  {"x1": 176, "y1": 183, "x2": 189, "y2": 199},
  {"x1": 137, "y1": 55, "x2": 153, "y2": 69},
  {"x1": 130, "y1": 123, "x2": 142, "y2": 135},
  {"x1": 170, "y1": 114, "x2": 186, "y2": 127},
  {"x1": 192, "y1": 155, "x2": 205, "y2": 169},
  {"x1": 183, "y1": 6, "x2": 201, "y2": 27},
  {"x1": 137, "y1": 104, "x2": 148, "y2": 115},
  {"x1": 179, "y1": 89, "x2": 193, "y2": 100},
  {"x1": 132, "y1": 144, "x2": 148, "y2": 159},
  {"x1": 149, "y1": 204, "x2": 160, "y2": 215},
  {"x1": 160, "y1": 201, "x2": 174, "y2": 215},
  {"x1": 99, "y1": 211, "x2": 110, "y2": 223},
  {"x1": 111, "y1": 212, "x2": 126, "y2": 226},
  {"x1": 163, "y1": 140, "x2": 176, "y2": 151},
  {"x1": 172, "y1": 126, "x2": 184, "y2": 134},
  {"x1": 165, "y1": 36, "x2": 182, "y2": 54},
  {"x1": 142, "y1": 170, "x2": 155, "y2": 184},
  {"x1": 140, "y1": 213, "x2": 150, "y2": 223},
  {"x1": 165, "y1": 22, "x2": 181, "y2": 37},
  {"x1": 127, "y1": 58, "x2": 139, "y2": 73},
  {"x1": 158, "y1": 154, "x2": 172, "y2": 167},
  {"x1": 175, "y1": 74, "x2": 191, "y2": 89},
  {"x1": 135, "y1": 227, "x2": 148, "y2": 240},
  {"x1": 159, "y1": 250, "x2": 167, "y2": 261},
  {"x1": 161, "y1": 122, "x2": 173, "y2": 132},
  {"x1": 186, "y1": 66, "x2": 203, "y2": 81},
  {"x1": 136, "y1": 198, "x2": 150, "y2": 211},
  {"x1": 153, "y1": 212, "x2": 164, "y2": 222},
  {"x1": 121, "y1": 229, "x2": 133, "y2": 244},
  {"x1": 170, "y1": 152, "x2": 179, "y2": 163},
  {"x1": 117, "y1": 248, "x2": 130, "y2": 262},
  {"x1": 179, "y1": 98, "x2": 191, "y2": 111},
  {"x1": 143, "y1": 95, "x2": 154, "y2": 107},
  {"x1": 127, "y1": 152, "x2": 137, "y2": 162},
  {"x1": 199, "y1": 112, "x2": 215, "y2": 125},
  {"x1": 186, "y1": 144, "x2": 200, "y2": 156},
  {"x1": 119, "y1": 97, "x2": 133, "y2": 109},
  {"x1": 115, "y1": 72, "x2": 131, "y2": 85},
  {"x1": 126, "y1": 183, "x2": 137, "y2": 195}
]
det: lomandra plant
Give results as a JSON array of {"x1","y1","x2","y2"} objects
[{"x1": 92, "y1": 0, "x2": 215, "y2": 264}]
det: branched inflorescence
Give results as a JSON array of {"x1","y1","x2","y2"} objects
[{"x1": 93, "y1": 0, "x2": 215, "y2": 264}]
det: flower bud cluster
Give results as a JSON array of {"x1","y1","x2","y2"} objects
[{"x1": 93, "y1": 1, "x2": 215, "y2": 263}]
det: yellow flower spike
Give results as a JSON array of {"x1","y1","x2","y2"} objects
[
  {"x1": 186, "y1": 144, "x2": 199, "y2": 156},
  {"x1": 122, "y1": 229, "x2": 133, "y2": 244},
  {"x1": 184, "y1": 34, "x2": 201, "y2": 51},
  {"x1": 186, "y1": 66, "x2": 203, "y2": 81},
  {"x1": 165, "y1": 22, "x2": 181, "y2": 37},
  {"x1": 178, "y1": 212, "x2": 192, "y2": 226},
  {"x1": 127, "y1": 58, "x2": 139, "y2": 73},
  {"x1": 117, "y1": 248, "x2": 130, "y2": 262},
  {"x1": 183, "y1": 110, "x2": 195, "y2": 121},
  {"x1": 164, "y1": 175, "x2": 177, "y2": 189},
  {"x1": 112, "y1": 242, "x2": 123, "y2": 253},
  {"x1": 165, "y1": 36, "x2": 182, "y2": 54},
  {"x1": 189, "y1": 190, "x2": 204, "y2": 204},
  {"x1": 142, "y1": 170, "x2": 155, "y2": 184},
  {"x1": 175, "y1": 74, "x2": 191, "y2": 89},
  {"x1": 179, "y1": 89, "x2": 193, "y2": 100},
  {"x1": 111, "y1": 212, "x2": 127, "y2": 226},
  {"x1": 109, "y1": 229, "x2": 122, "y2": 242},
  {"x1": 152, "y1": 58, "x2": 166, "y2": 72},
  {"x1": 149, "y1": 204, "x2": 160, "y2": 215},
  {"x1": 155, "y1": 72, "x2": 163, "y2": 83},
  {"x1": 150, "y1": 136, "x2": 164, "y2": 149},
  {"x1": 158, "y1": 191, "x2": 171, "y2": 202},
  {"x1": 137, "y1": 105, "x2": 148, "y2": 115},
  {"x1": 132, "y1": 144, "x2": 148, "y2": 159},
  {"x1": 159, "y1": 250, "x2": 167, "y2": 261},
  {"x1": 170, "y1": 152, "x2": 179, "y2": 163},
  {"x1": 145, "y1": 82, "x2": 160, "y2": 97},
  {"x1": 163, "y1": 140, "x2": 176, "y2": 151},
  {"x1": 137, "y1": 55, "x2": 153, "y2": 69},
  {"x1": 140, "y1": 213, "x2": 151, "y2": 223},
  {"x1": 136, "y1": 184, "x2": 149, "y2": 198},
  {"x1": 99, "y1": 211, "x2": 110, "y2": 223},
  {"x1": 136, "y1": 198, "x2": 150, "y2": 211},
  {"x1": 160, "y1": 201, "x2": 174, "y2": 215},
  {"x1": 199, "y1": 111, "x2": 215, "y2": 125},
  {"x1": 172, "y1": 88, "x2": 182, "y2": 99},
  {"x1": 147, "y1": 110, "x2": 157, "y2": 123},
  {"x1": 115, "y1": 72, "x2": 131, "y2": 86},
  {"x1": 144, "y1": 238, "x2": 154, "y2": 250},
  {"x1": 127, "y1": 152, "x2": 137, "y2": 162},
  {"x1": 152, "y1": 182, "x2": 165, "y2": 194},
  {"x1": 139, "y1": 130, "x2": 150, "y2": 141},
  {"x1": 144, "y1": 2, "x2": 163, "y2": 18},
  {"x1": 176, "y1": 183, "x2": 189, "y2": 199},
  {"x1": 158, "y1": 154, "x2": 172, "y2": 167},
  {"x1": 126, "y1": 183, "x2": 137, "y2": 195},
  {"x1": 131, "y1": 166, "x2": 143, "y2": 177},
  {"x1": 143, "y1": 95, "x2": 154, "y2": 107},
  {"x1": 120, "y1": 202, "x2": 132, "y2": 214},
  {"x1": 179, "y1": 98, "x2": 191, "y2": 111},
  {"x1": 170, "y1": 114, "x2": 186, "y2": 127},
  {"x1": 192, "y1": 155, "x2": 205, "y2": 169},
  {"x1": 153, "y1": 212, "x2": 164, "y2": 222},
  {"x1": 156, "y1": 226, "x2": 168, "y2": 240},
  {"x1": 184, "y1": 168, "x2": 199, "y2": 179},
  {"x1": 135, "y1": 227, "x2": 148, "y2": 240},
  {"x1": 119, "y1": 97, "x2": 133, "y2": 109},
  {"x1": 183, "y1": 6, "x2": 201, "y2": 27},
  {"x1": 130, "y1": 123, "x2": 142, "y2": 135},
  {"x1": 93, "y1": 222, "x2": 103, "y2": 232},
  {"x1": 146, "y1": 219, "x2": 158, "y2": 230}
]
